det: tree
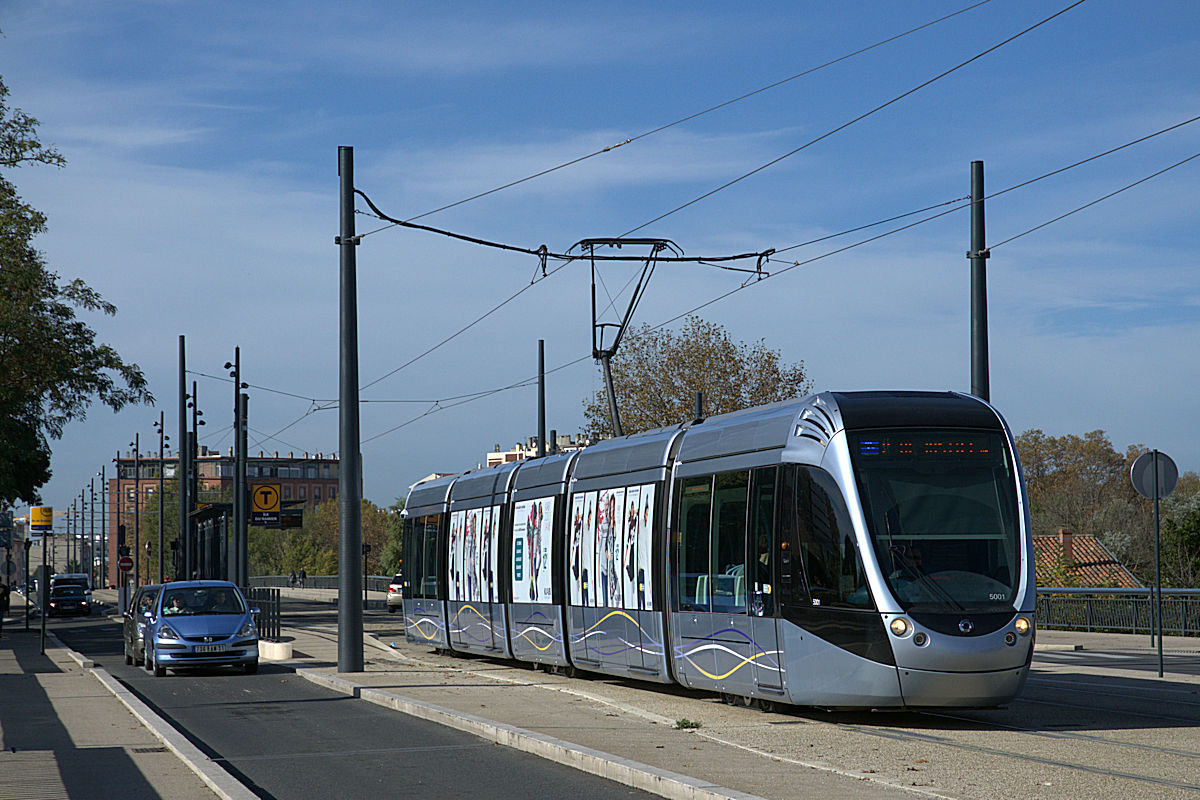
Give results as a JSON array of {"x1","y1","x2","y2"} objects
[
  {"x1": 582, "y1": 316, "x2": 811, "y2": 438},
  {"x1": 0, "y1": 75, "x2": 152, "y2": 505},
  {"x1": 380, "y1": 497, "x2": 405, "y2": 576},
  {"x1": 248, "y1": 498, "x2": 394, "y2": 577}
]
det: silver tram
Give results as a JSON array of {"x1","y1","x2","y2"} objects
[{"x1": 401, "y1": 391, "x2": 1035, "y2": 709}]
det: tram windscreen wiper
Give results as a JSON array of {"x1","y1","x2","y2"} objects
[{"x1": 884, "y1": 509, "x2": 963, "y2": 612}]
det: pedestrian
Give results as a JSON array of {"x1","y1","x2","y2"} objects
[
  {"x1": 0, "y1": 581, "x2": 10, "y2": 637},
  {"x1": 289, "y1": 570, "x2": 297, "y2": 588},
  {"x1": 298, "y1": 567, "x2": 306, "y2": 589}
]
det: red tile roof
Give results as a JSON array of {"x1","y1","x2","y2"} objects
[{"x1": 1033, "y1": 531, "x2": 1142, "y2": 588}]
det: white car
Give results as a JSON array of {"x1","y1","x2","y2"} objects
[{"x1": 386, "y1": 574, "x2": 403, "y2": 613}]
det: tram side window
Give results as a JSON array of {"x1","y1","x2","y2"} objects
[
  {"x1": 404, "y1": 514, "x2": 441, "y2": 599},
  {"x1": 676, "y1": 476, "x2": 713, "y2": 611},
  {"x1": 749, "y1": 467, "x2": 777, "y2": 616},
  {"x1": 791, "y1": 467, "x2": 873, "y2": 610},
  {"x1": 710, "y1": 471, "x2": 749, "y2": 614},
  {"x1": 402, "y1": 518, "x2": 420, "y2": 599}
]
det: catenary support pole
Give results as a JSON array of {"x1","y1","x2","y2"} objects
[
  {"x1": 538, "y1": 340, "x2": 546, "y2": 457},
  {"x1": 1154, "y1": 449, "x2": 1163, "y2": 677},
  {"x1": 337, "y1": 145, "x2": 364, "y2": 672},
  {"x1": 969, "y1": 160, "x2": 990, "y2": 402},
  {"x1": 178, "y1": 335, "x2": 189, "y2": 583}
]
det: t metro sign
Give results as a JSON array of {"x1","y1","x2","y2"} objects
[{"x1": 251, "y1": 484, "x2": 281, "y2": 526}]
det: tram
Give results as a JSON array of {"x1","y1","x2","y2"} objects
[{"x1": 401, "y1": 391, "x2": 1035, "y2": 709}]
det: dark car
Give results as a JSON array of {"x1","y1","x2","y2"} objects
[
  {"x1": 123, "y1": 584, "x2": 162, "y2": 666},
  {"x1": 386, "y1": 573, "x2": 403, "y2": 613},
  {"x1": 47, "y1": 585, "x2": 90, "y2": 617}
]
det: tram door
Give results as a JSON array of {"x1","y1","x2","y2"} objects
[{"x1": 748, "y1": 467, "x2": 784, "y2": 693}]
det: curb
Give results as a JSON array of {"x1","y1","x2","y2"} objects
[{"x1": 296, "y1": 668, "x2": 763, "y2": 800}]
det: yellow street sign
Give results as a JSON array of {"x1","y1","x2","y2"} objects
[
  {"x1": 251, "y1": 484, "x2": 281, "y2": 513},
  {"x1": 30, "y1": 506, "x2": 53, "y2": 532}
]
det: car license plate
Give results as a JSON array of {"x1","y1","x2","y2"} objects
[{"x1": 195, "y1": 644, "x2": 226, "y2": 653}]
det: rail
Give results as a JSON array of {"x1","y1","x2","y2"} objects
[
  {"x1": 244, "y1": 586, "x2": 281, "y2": 641},
  {"x1": 251, "y1": 574, "x2": 394, "y2": 593},
  {"x1": 1036, "y1": 587, "x2": 1200, "y2": 636}
]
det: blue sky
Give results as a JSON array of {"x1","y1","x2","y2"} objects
[{"x1": 3, "y1": 0, "x2": 1198, "y2": 516}]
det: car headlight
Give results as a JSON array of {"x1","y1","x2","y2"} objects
[
  {"x1": 889, "y1": 617, "x2": 911, "y2": 636},
  {"x1": 157, "y1": 624, "x2": 180, "y2": 640},
  {"x1": 238, "y1": 620, "x2": 257, "y2": 638},
  {"x1": 1014, "y1": 616, "x2": 1033, "y2": 636}
]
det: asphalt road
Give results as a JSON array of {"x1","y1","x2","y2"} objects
[{"x1": 57, "y1": 621, "x2": 654, "y2": 800}]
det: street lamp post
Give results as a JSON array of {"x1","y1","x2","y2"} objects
[
  {"x1": 153, "y1": 412, "x2": 170, "y2": 583},
  {"x1": 186, "y1": 384, "x2": 205, "y2": 579},
  {"x1": 98, "y1": 466, "x2": 106, "y2": 589},
  {"x1": 224, "y1": 351, "x2": 248, "y2": 587},
  {"x1": 129, "y1": 433, "x2": 140, "y2": 587}
]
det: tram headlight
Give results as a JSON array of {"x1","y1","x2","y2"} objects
[
  {"x1": 1014, "y1": 616, "x2": 1032, "y2": 636},
  {"x1": 889, "y1": 617, "x2": 911, "y2": 637}
]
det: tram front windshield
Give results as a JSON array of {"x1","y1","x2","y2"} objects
[{"x1": 848, "y1": 429, "x2": 1020, "y2": 613}]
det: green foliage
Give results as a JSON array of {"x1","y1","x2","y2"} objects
[
  {"x1": 674, "y1": 718, "x2": 702, "y2": 729},
  {"x1": 247, "y1": 497, "x2": 395, "y2": 578},
  {"x1": 379, "y1": 497, "x2": 406, "y2": 576},
  {"x1": 0, "y1": 75, "x2": 151, "y2": 505},
  {"x1": 1016, "y1": 429, "x2": 1200, "y2": 587},
  {"x1": 582, "y1": 316, "x2": 811, "y2": 438}
]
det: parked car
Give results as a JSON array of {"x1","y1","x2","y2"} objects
[
  {"x1": 123, "y1": 584, "x2": 162, "y2": 666},
  {"x1": 143, "y1": 581, "x2": 260, "y2": 677},
  {"x1": 386, "y1": 573, "x2": 403, "y2": 613},
  {"x1": 47, "y1": 584, "x2": 90, "y2": 617}
]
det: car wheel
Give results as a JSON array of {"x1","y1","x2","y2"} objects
[
  {"x1": 244, "y1": 659, "x2": 258, "y2": 675},
  {"x1": 152, "y1": 649, "x2": 166, "y2": 678},
  {"x1": 388, "y1": 605, "x2": 397, "y2": 613}
]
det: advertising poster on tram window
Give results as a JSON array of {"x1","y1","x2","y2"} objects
[
  {"x1": 569, "y1": 494, "x2": 587, "y2": 606},
  {"x1": 512, "y1": 497, "x2": 554, "y2": 603},
  {"x1": 467, "y1": 508, "x2": 485, "y2": 602},
  {"x1": 636, "y1": 483, "x2": 654, "y2": 611},
  {"x1": 576, "y1": 492, "x2": 598, "y2": 606},
  {"x1": 622, "y1": 486, "x2": 641, "y2": 609},
  {"x1": 481, "y1": 506, "x2": 499, "y2": 603},
  {"x1": 449, "y1": 510, "x2": 465, "y2": 601},
  {"x1": 597, "y1": 487, "x2": 626, "y2": 608}
]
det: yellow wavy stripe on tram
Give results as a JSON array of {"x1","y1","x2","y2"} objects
[
  {"x1": 582, "y1": 609, "x2": 651, "y2": 636},
  {"x1": 453, "y1": 604, "x2": 489, "y2": 622},
  {"x1": 516, "y1": 628, "x2": 556, "y2": 651},
  {"x1": 405, "y1": 616, "x2": 442, "y2": 641},
  {"x1": 687, "y1": 650, "x2": 777, "y2": 681}
]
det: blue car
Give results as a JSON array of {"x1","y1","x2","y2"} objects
[{"x1": 144, "y1": 581, "x2": 260, "y2": 676}]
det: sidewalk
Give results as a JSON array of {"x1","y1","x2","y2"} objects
[{"x1": 0, "y1": 593, "x2": 220, "y2": 800}]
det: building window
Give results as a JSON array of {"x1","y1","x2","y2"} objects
[
  {"x1": 328, "y1": 485, "x2": 337, "y2": 500},
  {"x1": 284, "y1": 486, "x2": 292, "y2": 500},
  {"x1": 314, "y1": 486, "x2": 321, "y2": 502},
  {"x1": 299, "y1": 485, "x2": 307, "y2": 501}
]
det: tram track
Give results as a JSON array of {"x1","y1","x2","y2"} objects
[{"x1": 284, "y1": 603, "x2": 1200, "y2": 799}]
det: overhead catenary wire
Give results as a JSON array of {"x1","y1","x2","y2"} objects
[
  {"x1": 357, "y1": 124, "x2": 1200, "y2": 447},
  {"x1": 353, "y1": 0, "x2": 997, "y2": 237},
  {"x1": 618, "y1": 0, "x2": 1090, "y2": 238}
]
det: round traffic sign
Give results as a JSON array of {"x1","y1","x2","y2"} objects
[
  {"x1": 118, "y1": 555, "x2": 134, "y2": 572},
  {"x1": 1131, "y1": 450, "x2": 1178, "y2": 499}
]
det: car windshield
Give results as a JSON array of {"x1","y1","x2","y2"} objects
[
  {"x1": 52, "y1": 586, "x2": 84, "y2": 597},
  {"x1": 849, "y1": 428, "x2": 1021, "y2": 613},
  {"x1": 161, "y1": 587, "x2": 245, "y2": 615}
]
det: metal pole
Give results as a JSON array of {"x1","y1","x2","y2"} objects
[
  {"x1": 40, "y1": 526, "x2": 47, "y2": 654},
  {"x1": 133, "y1": 433, "x2": 140, "y2": 587},
  {"x1": 538, "y1": 339, "x2": 546, "y2": 457},
  {"x1": 969, "y1": 160, "x2": 990, "y2": 402},
  {"x1": 239, "y1": 393, "x2": 249, "y2": 587},
  {"x1": 695, "y1": 391, "x2": 703, "y2": 420},
  {"x1": 1154, "y1": 449, "x2": 1163, "y2": 677},
  {"x1": 600, "y1": 353, "x2": 623, "y2": 437},
  {"x1": 338, "y1": 145, "x2": 364, "y2": 672},
  {"x1": 178, "y1": 335, "x2": 189, "y2": 584},
  {"x1": 191, "y1": 381, "x2": 199, "y2": 579},
  {"x1": 89, "y1": 478, "x2": 95, "y2": 589},
  {"x1": 100, "y1": 465, "x2": 106, "y2": 589},
  {"x1": 158, "y1": 411, "x2": 165, "y2": 583},
  {"x1": 232, "y1": 348, "x2": 242, "y2": 586}
]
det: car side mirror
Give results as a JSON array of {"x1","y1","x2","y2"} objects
[{"x1": 249, "y1": 607, "x2": 261, "y2": 616}]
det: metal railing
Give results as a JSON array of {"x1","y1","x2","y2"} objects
[
  {"x1": 251, "y1": 574, "x2": 393, "y2": 593},
  {"x1": 1036, "y1": 588, "x2": 1200, "y2": 636},
  {"x1": 244, "y1": 586, "x2": 281, "y2": 641}
]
